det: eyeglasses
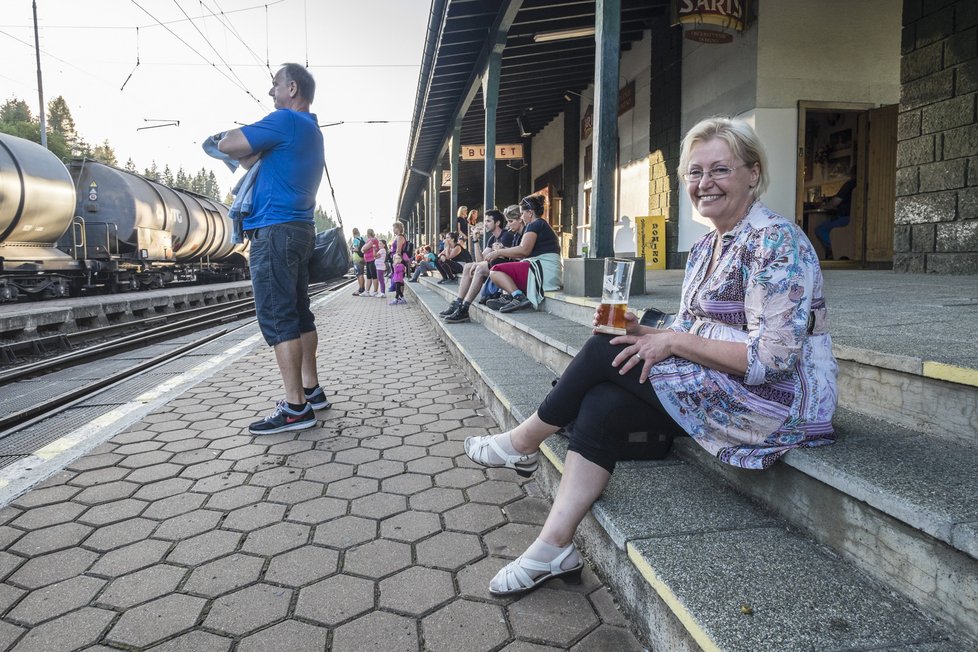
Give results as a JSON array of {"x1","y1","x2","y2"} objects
[{"x1": 682, "y1": 164, "x2": 746, "y2": 183}]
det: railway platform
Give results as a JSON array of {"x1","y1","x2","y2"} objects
[{"x1": 0, "y1": 283, "x2": 645, "y2": 651}]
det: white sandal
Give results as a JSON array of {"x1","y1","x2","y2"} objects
[
  {"x1": 488, "y1": 545, "x2": 584, "y2": 596},
  {"x1": 464, "y1": 434, "x2": 539, "y2": 477}
]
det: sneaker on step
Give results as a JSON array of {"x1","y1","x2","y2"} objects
[
  {"x1": 486, "y1": 293, "x2": 512, "y2": 311},
  {"x1": 249, "y1": 400, "x2": 316, "y2": 435},
  {"x1": 304, "y1": 387, "x2": 332, "y2": 411},
  {"x1": 444, "y1": 306, "x2": 470, "y2": 323},
  {"x1": 499, "y1": 294, "x2": 533, "y2": 313}
]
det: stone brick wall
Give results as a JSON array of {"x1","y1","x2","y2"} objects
[
  {"x1": 896, "y1": 0, "x2": 978, "y2": 273},
  {"x1": 647, "y1": 18, "x2": 685, "y2": 269}
]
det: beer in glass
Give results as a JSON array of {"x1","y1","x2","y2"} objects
[{"x1": 594, "y1": 258, "x2": 635, "y2": 335}]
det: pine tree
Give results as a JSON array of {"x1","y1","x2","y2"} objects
[
  {"x1": 206, "y1": 170, "x2": 220, "y2": 200},
  {"x1": 162, "y1": 164, "x2": 174, "y2": 186},
  {"x1": 46, "y1": 96, "x2": 77, "y2": 153},
  {"x1": 124, "y1": 158, "x2": 137, "y2": 173},
  {"x1": 175, "y1": 167, "x2": 189, "y2": 190},
  {"x1": 91, "y1": 140, "x2": 117, "y2": 166},
  {"x1": 314, "y1": 205, "x2": 338, "y2": 232},
  {"x1": 144, "y1": 161, "x2": 160, "y2": 181},
  {"x1": 0, "y1": 99, "x2": 33, "y2": 123}
]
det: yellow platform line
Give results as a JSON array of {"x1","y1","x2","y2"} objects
[
  {"x1": 922, "y1": 361, "x2": 978, "y2": 388},
  {"x1": 627, "y1": 543, "x2": 722, "y2": 652}
]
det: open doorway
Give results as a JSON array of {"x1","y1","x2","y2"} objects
[{"x1": 796, "y1": 101, "x2": 897, "y2": 267}]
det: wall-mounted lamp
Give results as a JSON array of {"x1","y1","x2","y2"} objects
[
  {"x1": 534, "y1": 26, "x2": 595, "y2": 43},
  {"x1": 409, "y1": 166, "x2": 431, "y2": 178},
  {"x1": 517, "y1": 116, "x2": 531, "y2": 138}
]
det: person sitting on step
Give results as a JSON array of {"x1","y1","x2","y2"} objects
[
  {"x1": 441, "y1": 209, "x2": 512, "y2": 323},
  {"x1": 463, "y1": 117, "x2": 838, "y2": 597},
  {"x1": 434, "y1": 232, "x2": 471, "y2": 284},
  {"x1": 483, "y1": 194, "x2": 562, "y2": 313}
]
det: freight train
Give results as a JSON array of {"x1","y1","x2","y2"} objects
[{"x1": 0, "y1": 132, "x2": 250, "y2": 302}]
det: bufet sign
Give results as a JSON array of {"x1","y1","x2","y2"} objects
[
  {"x1": 672, "y1": 0, "x2": 749, "y2": 32},
  {"x1": 460, "y1": 144, "x2": 524, "y2": 160}
]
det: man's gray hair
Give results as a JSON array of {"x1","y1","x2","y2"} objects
[{"x1": 280, "y1": 63, "x2": 316, "y2": 103}]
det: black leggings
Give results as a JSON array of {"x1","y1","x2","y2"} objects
[
  {"x1": 436, "y1": 258, "x2": 463, "y2": 280},
  {"x1": 537, "y1": 335, "x2": 681, "y2": 473}
]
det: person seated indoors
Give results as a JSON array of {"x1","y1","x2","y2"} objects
[
  {"x1": 440, "y1": 209, "x2": 509, "y2": 323},
  {"x1": 484, "y1": 194, "x2": 562, "y2": 313},
  {"x1": 434, "y1": 232, "x2": 472, "y2": 284},
  {"x1": 409, "y1": 245, "x2": 438, "y2": 282},
  {"x1": 462, "y1": 116, "x2": 838, "y2": 597},
  {"x1": 814, "y1": 167, "x2": 856, "y2": 260}
]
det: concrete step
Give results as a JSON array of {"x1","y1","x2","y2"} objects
[{"x1": 413, "y1": 277, "x2": 978, "y2": 645}]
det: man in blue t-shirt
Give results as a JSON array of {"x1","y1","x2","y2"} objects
[{"x1": 217, "y1": 63, "x2": 330, "y2": 435}]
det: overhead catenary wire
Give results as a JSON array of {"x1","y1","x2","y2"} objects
[
  {"x1": 128, "y1": 0, "x2": 266, "y2": 109},
  {"x1": 200, "y1": 0, "x2": 270, "y2": 75},
  {"x1": 170, "y1": 0, "x2": 265, "y2": 108},
  {"x1": 119, "y1": 27, "x2": 140, "y2": 91}
]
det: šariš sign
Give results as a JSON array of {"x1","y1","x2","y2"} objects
[{"x1": 672, "y1": 0, "x2": 749, "y2": 32}]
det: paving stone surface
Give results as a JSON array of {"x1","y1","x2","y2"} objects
[{"x1": 0, "y1": 291, "x2": 644, "y2": 650}]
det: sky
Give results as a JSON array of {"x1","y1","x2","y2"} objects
[{"x1": 0, "y1": 0, "x2": 431, "y2": 236}]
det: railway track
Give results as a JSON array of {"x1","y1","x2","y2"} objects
[{"x1": 0, "y1": 278, "x2": 351, "y2": 437}]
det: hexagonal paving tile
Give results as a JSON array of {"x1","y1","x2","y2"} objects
[
  {"x1": 333, "y1": 447, "x2": 381, "y2": 465},
  {"x1": 146, "y1": 630, "x2": 233, "y2": 652},
  {"x1": 106, "y1": 595, "x2": 202, "y2": 649},
  {"x1": 380, "y1": 511, "x2": 442, "y2": 543},
  {"x1": 356, "y1": 459, "x2": 405, "y2": 479},
  {"x1": 222, "y1": 502, "x2": 287, "y2": 531},
  {"x1": 6, "y1": 575, "x2": 105, "y2": 626},
  {"x1": 332, "y1": 610, "x2": 418, "y2": 652},
  {"x1": 237, "y1": 620, "x2": 328, "y2": 652},
  {"x1": 467, "y1": 479, "x2": 525, "y2": 505},
  {"x1": 6, "y1": 547, "x2": 97, "y2": 589},
  {"x1": 192, "y1": 471, "x2": 249, "y2": 494},
  {"x1": 167, "y1": 530, "x2": 241, "y2": 566},
  {"x1": 484, "y1": 523, "x2": 539, "y2": 559},
  {"x1": 325, "y1": 476, "x2": 379, "y2": 500},
  {"x1": 286, "y1": 496, "x2": 347, "y2": 524},
  {"x1": 304, "y1": 461, "x2": 355, "y2": 484},
  {"x1": 264, "y1": 545, "x2": 339, "y2": 586},
  {"x1": 183, "y1": 553, "x2": 264, "y2": 597},
  {"x1": 381, "y1": 473, "x2": 433, "y2": 495},
  {"x1": 443, "y1": 503, "x2": 507, "y2": 534},
  {"x1": 203, "y1": 583, "x2": 292, "y2": 636},
  {"x1": 83, "y1": 517, "x2": 157, "y2": 552},
  {"x1": 142, "y1": 492, "x2": 207, "y2": 520},
  {"x1": 406, "y1": 456, "x2": 455, "y2": 475},
  {"x1": 241, "y1": 521, "x2": 310, "y2": 556},
  {"x1": 456, "y1": 556, "x2": 516, "y2": 602},
  {"x1": 295, "y1": 573, "x2": 374, "y2": 626},
  {"x1": 267, "y1": 480, "x2": 323, "y2": 504},
  {"x1": 10, "y1": 502, "x2": 85, "y2": 530},
  {"x1": 8, "y1": 606, "x2": 115, "y2": 652},
  {"x1": 313, "y1": 515, "x2": 376, "y2": 548},
  {"x1": 422, "y1": 599, "x2": 509, "y2": 652},
  {"x1": 205, "y1": 485, "x2": 267, "y2": 511},
  {"x1": 503, "y1": 496, "x2": 551, "y2": 525},
  {"x1": 508, "y1": 588, "x2": 599, "y2": 648},
  {"x1": 97, "y1": 564, "x2": 187, "y2": 609},
  {"x1": 88, "y1": 538, "x2": 172, "y2": 577},
  {"x1": 343, "y1": 538, "x2": 412, "y2": 578},
  {"x1": 416, "y1": 531, "x2": 485, "y2": 571},
  {"x1": 8, "y1": 522, "x2": 92, "y2": 557},
  {"x1": 434, "y1": 468, "x2": 485, "y2": 489},
  {"x1": 378, "y1": 566, "x2": 454, "y2": 616},
  {"x1": 250, "y1": 465, "x2": 303, "y2": 487},
  {"x1": 153, "y1": 509, "x2": 222, "y2": 540},
  {"x1": 382, "y1": 445, "x2": 427, "y2": 462},
  {"x1": 409, "y1": 487, "x2": 466, "y2": 513},
  {"x1": 350, "y1": 492, "x2": 407, "y2": 519}
]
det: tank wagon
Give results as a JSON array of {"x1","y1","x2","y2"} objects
[{"x1": 0, "y1": 132, "x2": 248, "y2": 301}]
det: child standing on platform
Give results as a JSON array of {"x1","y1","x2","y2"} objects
[
  {"x1": 389, "y1": 258, "x2": 407, "y2": 305},
  {"x1": 375, "y1": 239, "x2": 388, "y2": 298}
]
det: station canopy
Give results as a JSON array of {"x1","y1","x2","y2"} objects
[{"x1": 397, "y1": 0, "x2": 667, "y2": 222}]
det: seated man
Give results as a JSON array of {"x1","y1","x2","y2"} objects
[{"x1": 440, "y1": 209, "x2": 509, "y2": 323}]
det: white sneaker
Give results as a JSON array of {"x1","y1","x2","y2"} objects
[{"x1": 377, "y1": 293, "x2": 386, "y2": 298}]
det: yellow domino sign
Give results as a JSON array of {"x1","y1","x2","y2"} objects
[{"x1": 635, "y1": 215, "x2": 666, "y2": 270}]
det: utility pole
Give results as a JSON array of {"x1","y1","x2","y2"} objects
[{"x1": 33, "y1": 0, "x2": 47, "y2": 149}]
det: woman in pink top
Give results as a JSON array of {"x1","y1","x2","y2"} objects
[{"x1": 359, "y1": 229, "x2": 380, "y2": 296}]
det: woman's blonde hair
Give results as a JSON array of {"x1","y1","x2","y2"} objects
[
  {"x1": 366, "y1": 228, "x2": 375, "y2": 237},
  {"x1": 392, "y1": 221, "x2": 405, "y2": 235},
  {"x1": 678, "y1": 116, "x2": 769, "y2": 200}
]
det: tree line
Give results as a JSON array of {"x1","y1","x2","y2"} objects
[{"x1": 0, "y1": 95, "x2": 222, "y2": 202}]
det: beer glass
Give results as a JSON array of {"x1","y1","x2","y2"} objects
[{"x1": 595, "y1": 258, "x2": 635, "y2": 335}]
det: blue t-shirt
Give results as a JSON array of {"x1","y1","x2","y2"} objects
[
  {"x1": 239, "y1": 109, "x2": 324, "y2": 229},
  {"x1": 525, "y1": 218, "x2": 560, "y2": 256}
]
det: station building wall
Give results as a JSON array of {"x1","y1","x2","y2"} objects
[{"x1": 895, "y1": 0, "x2": 978, "y2": 273}]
